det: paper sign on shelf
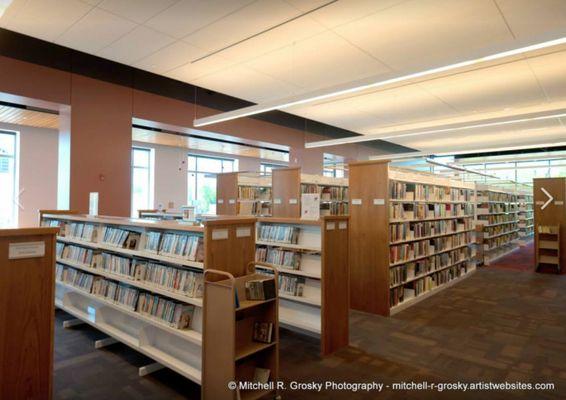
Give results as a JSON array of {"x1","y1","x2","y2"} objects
[
  {"x1": 289, "y1": 198, "x2": 298, "y2": 204},
  {"x1": 212, "y1": 229, "x2": 229, "y2": 240},
  {"x1": 228, "y1": 199, "x2": 236, "y2": 204},
  {"x1": 9, "y1": 241, "x2": 45, "y2": 259},
  {"x1": 556, "y1": 201, "x2": 564, "y2": 206},
  {"x1": 373, "y1": 198, "x2": 385, "y2": 205},
  {"x1": 326, "y1": 222, "x2": 335, "y2": 230},
  {"x1": 339, "y1": 221, "x2": 347, "y2": 230},
  {"x1": 89, "y1": 192, "x2": 99, "y2": 216},
  {"x1": 218, "y1": 199, "x2": 224, "y2": 204},
  {"x1": 274, "y1": 198, "x2": 282, "y2": 204},
  {"x1": 352, "y1": 199, "x2": 362, "y2": 205},
  {"x1": 236, "y1": 227, "x2": 251, "y2": 238}
]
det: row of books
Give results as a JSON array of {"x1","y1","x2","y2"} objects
[
  {"x1": 255, "y1": 247, "x2": 301, "y2": 269},
  {"x1": 390, "y1": 263, "x2": 472, "y2": 307},
  {"x1": 156, "y1": 232, "x2": 202, "y2": 260},
  {"x1": 390, "y1": 203, "x2": 474, "y2": 220},
  {"x1": 238, "y1": 200, "x2": 272, "y2": 216},
  {"x1": 101, "y1": 226, "x2": 140, "y2": 249},
  {"x1": 258, "y1": 225, "x2": 300, "y2": 244},
  {"x1": 245, "y1": 278, "x2": 276, "y2": 301},
  {"x1": 484, "y1": 224, "x2": 518, "y2": 238},
  {"x1": 389, "y1": 181, "x2": 473, "y2": 202},
  {"x1": 92, "y1": 253, "x2": 204, "y2": 298},
  {"x1": 477, "y1": 214, "x2": 516, "y2": 225},
  {"x1": 67, "y1": 222, "x2": 97, "y2": 241},
  {"x1": 390, "y1": 219, "x2": 472, "y2": 242},
  {"x1": 476, "y1": 204, "x2": 518, "y2": 214},
  {"x1": 389, "y1": 232, "x2": 471, "y2": 264},
  {"x1": 477, "y1": 191, "x2": 517, "y2": 203},
  {"x1": 238, "y1": 185, "x2": 272, "y2": 200},
  {"x1": 278, "y1": 275, "x2": 306, "y2": 297},
  {"x1": 484, "y1": 232, "x2": 519, "y2": 250},
  {"x1": 60, "y1": 244, "x2": 95, "y2": 265},
  {"x1": 389, "y1": 248, "x2": 470, "y2": 287},
  {"x1": 320, "y1": 201, "x2": 348, "y2": 216},
  {"x1": 320, "y1": 186, "x2": 348, "y2": 201},
  {"x1": 57, "y1": 264, "x2": 194, "y2": 329}
]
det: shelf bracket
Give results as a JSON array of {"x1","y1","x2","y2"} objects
[
  {"x1": 94, "y1": 337, "x2": 118, "y2": 349},
  {"x1": 138, "y1": 362, "x2": 164, "y2": 377},
  {"x1": 62, "y1": 318, "x2": 85, "y2": 329}
]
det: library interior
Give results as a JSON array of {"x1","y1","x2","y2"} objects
[{"x1": 2, "y1": 1, "x2": 566, "y2": 399}]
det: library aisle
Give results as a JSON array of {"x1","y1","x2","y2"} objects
[{"x1": 53, "y1": 262, "x2": 566, "y2": 399}]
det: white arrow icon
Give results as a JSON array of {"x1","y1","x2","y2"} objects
[{"x1": 541, "y1": 187, "x2": 554, "y2": 210}]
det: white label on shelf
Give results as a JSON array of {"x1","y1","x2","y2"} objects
[
  {"x1": 373, "y1": 198, "x2": 385, "y2": 205},
  {"x1": 212, "y1": 229, "x2": 229, "y2": 240},
  {"x1": 535, "y1": 201, "x2": 544, "y2": 205},
  {"x1": 236, "y1": 227, "x2": 251, "y2": 238},
  {"x1": 228, "y1": 199, "x2": 236, "y2": 204},
  {"x1": 218, "y1": 199, "x2": 224, "y2": 204},
  {"x1": 289, "y1": 198, "x2": 298, "y2": 204},
  {"x1": 326, "y1": 222, "x2": 335, "y2": 230},
  {"x1": 556, "y1": 201, "x2": 564, "y2": 206},
  {"x1": 9, "y1": 241, "x2": 45, "y2": 259},
  {"x1": 274, "y1": 198, "x2": 282, "y2": 204},
  {"x1": 339, "y1": 221, "x2": 347, "y2": 230},
  {"x1": 89, "y1": 192, "x2": 99, "y2": 216},
  {"x1": 352, "y1": 199, "x2": 362, "y2": 205}
]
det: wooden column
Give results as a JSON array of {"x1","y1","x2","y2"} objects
[
  {"x1": 271, "y1": 167, "x2": 301, "y2": 218},
  {"x1": 533, "y1": 178, "x2": 566, "y2": 272},
  {"x1": 0, "y1": 227, "x2": 58, "y2": 400},
  {"x1": 216, "y1": 172, "x2": 238, "y2": 216}
]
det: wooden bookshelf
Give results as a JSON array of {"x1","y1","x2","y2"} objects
[
  {"x1": 39, "y1": 212, "x2": 256, "y2": 385},
  {"x1": 271, "y1": 167, "x2": 348, "y2": 218},
  {"x1": 254, "y1": 216, "x2": 349, "y2": 355},
  {"x1": 475, "y1": 184, "x2": 520, "y2": 265},
  {"x1": 217, "y1": 172, "x2": 272, "y2": 217},
  {"x1": 0, "y1": 227, "x2": 58, "y2": 400},
  {"x1": 349, "y1": 160, "x2": 477, "y2": 316},
  {"x1": 517, "y1": 192, "x2": 534, "y2": 246},
  {"x1": 533, "y1": 177, "x2": 566, "y2": 273},
  {"x1": 138, "y1": 210, "x2": 184, "y2": 220},
  {"x1": 203, "y1": 266, "x2": 279, "y2": 400},
  {"x1": 535, "y1": 226, "x2": 561, "y2": 273}
]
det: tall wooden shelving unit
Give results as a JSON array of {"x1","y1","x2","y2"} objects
[
  {"x1": 349, "y1": 160, "x2": 477, "y2": 316},
  {"x1": 475, "y1": 184, "x2": 520, "y2": 265},
  {"x1": 271, "y1": 167, "x2": 348, "y2": 218},
  {"x1": 40, "y1": 212, "x2": 256, "y2": 387},
  {"x1": 0, "y1": 227, "x2": 58, "y2": 400},
  {"x1": 203, "y1": 265, "x2": 279, "y2": 400},
  {"x1": 517, "y1": 192, "x2": 534, "y2": 245},
  {"x1": 254, "y1": 216, "x2": 349, "y2": 355},
  {"x1": 533, "y1": 177, "x2": 566, "y2": 273},
  {"x1": 217, "y1": 172, "x2": 272, "y2": 217}
]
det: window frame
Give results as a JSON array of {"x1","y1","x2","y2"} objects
[
  {"x1": 130, "y1": 146, "x2": 154, "y2": 217},
  {"x1": 187, "y1": 154, "x2": 236, "y2": 214},
  {"x1": 0, "y1": 130, "x2": 18, "y2": 227}
]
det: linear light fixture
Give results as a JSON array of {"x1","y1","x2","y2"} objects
[
  {"x1": 304, "y1": 110, "x2": 566, "y2": 148},
  {"x1": 193, "y1": 35, "x2": 566, "y2": 128}
]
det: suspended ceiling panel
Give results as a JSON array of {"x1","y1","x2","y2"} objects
[{"x1": 0, "y1": 105, "x2": 59, "y2": 129}]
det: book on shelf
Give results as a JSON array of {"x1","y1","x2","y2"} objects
[
  {"x1": 137, "y1": 293, "x2": 194, "y2": 329},
  {"x1": 253, "y1": 322, "x2": 274, "y2": 343},
  {"x1": 253, "y1": 368, "x2": 271, "y2": 384},
  {"x1": 245, "y1": 278, "x2": 276, "y2": 301},
  {"x1": 258, "y1": 224, "x2": 300, "y2": 244},
  {"x1": 102, "y1": 226, "x2": 140, "y2": 249},
  {"x1": 278, "y1": 275, "x2": 305, "y2": 297},
  {"x1": 255, "y1": 247, "x2": 301, "y2": 270}
]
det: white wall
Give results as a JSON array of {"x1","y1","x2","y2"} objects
[{"x1": 0, "y1": 122, "x2": 59, "y2": 227}]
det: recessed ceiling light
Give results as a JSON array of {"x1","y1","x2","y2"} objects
[{"x1": 194, "y1": 35, "x2": 566, "y2": 128}]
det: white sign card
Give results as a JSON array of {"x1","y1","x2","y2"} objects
[
  {"x1": 211, "y1": 229, "x2": 229, "y2": 240},
  {"x1": 274, "y1": 198, "x2": 282, "y2": 204},
  {"x1": 326, "y1": 222, "x2": 335, "y2": 230},
  {"x1": 289, "y1": 198, "x2": 298, "y2": 205},
  {"x1": 9, "y1": 241, "x2": 45, "y2": 259},
  {"x1": 373, "y1": 198, "x2": 385, "y2": 205},
  {"x1": 556, "y1": 201, "x2": 564, "y2": 206},
  {"x1": 301, "y1": 193, "x2": 320, "y2": 220},
  {"x1": 228, "y1": 199, "x2": 236, "y2": 204},
  {"x1": 218, "y1": 199, "x2": 224, "y2": 204},
  {"x1": 339, "y1": 221, "x2": 347, "y2": 230},
  {"x1": 236, "y1": 227, "x2": 251, "y2": 238},
  {"x1": 352, "y1": 199, "x2": 362, "y2": 205},
  {"x1": 89, "y1": 192, "x2": 99, "y2": 216}
]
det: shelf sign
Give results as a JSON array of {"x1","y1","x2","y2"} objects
[
  {"x1": 211, "y1": 229, "x2": 229, "y2": 240},
  {"x1": 228, "y1": 199, "x2": 236, "y2": 204},
  {"x1": 326, "y1": 222, "x2": 335, "y2": 230},
  {"x1": 89, "y1": 192, "x2": 99, "y2": 216},
  {"x1": 352, "y1": 199, "x2": 362, "y2": 205},
  {"x1": 540, "y1": 187, "x2": 554, "y2": 210},
  {"x1": 556, "y1": 201, "x2": 564, "y2": 206},
  {"x1": 218, "y1": 199, "x2": 224, "y2": 204},
  {"x1": 373, "y1": 198, "x2": 385, "y2": 205},
  {"x1": 289, "y1": 198, "x2": 298, "y2": 204},
  {"x1": 236, "y1": 227, "x2": 251, "y2": 238},
  {"x1": 274, "y1": 198, "x2": 282, "y2": 204},
  {"x1": 339, "y1": 221, "x2": 347, "y2": 230},
  {"x1": 9, "y1": 241, "x2": 45, "y2": 259}
]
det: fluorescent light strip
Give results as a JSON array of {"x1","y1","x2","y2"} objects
[{"x1": 194, "y1": 35, "x2": 566, "y2": 127}]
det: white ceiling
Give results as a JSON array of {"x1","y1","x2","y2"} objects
[{"x1": 2, "y1": 0, "x2": 566, "y2": 154}]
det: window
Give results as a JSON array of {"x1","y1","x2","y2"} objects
[
  {"x1": 260, "y1": 163, "x2": 283, "y2": 175},
  {"x1": 131, "y1": 147, "x2": 154, "y2": 217},
  {"x1": 187, "y1": 154, "x2": 235, "y2": 214},
  {"x1": 0, "y1": 131, "x2": 17, "y2": 227},
  {"x1": 323, "y1": 166, "x2": 345, "y2": 178}
]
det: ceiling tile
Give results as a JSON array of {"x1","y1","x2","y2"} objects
[
  {"x1": 418, "y1": 59, "x2": 546, "y2": 114},
  {"x1": 166, "y1": 53, "x2": 235, "y2": 82},
  {"x1": 145, "y1": 0, "x2": 253, "y2": 39},
  {"x1": 183, "y1": 0, "x2": 299, "y2": 52},
  {"x1": 57, "y1": 7, "x2": 137, "y2": 53},
  {"x1": 135, "y1": 41, "x2": 205, "y2": 74},
  {"x1": 191, "y1": 65, "x2": 301, "y2": 103},
  {"x1": 246, "y1": 30, "x2": 391, "y2": 92},
  {"x1": 526, "y1": 50, "x2": 566, "y2": 102},
  {"x1": 1, "y1": 0, "x2": 93, "y2": 42},
  {"x1": 334, "y1": 0, "x2": 514, "y2": 73},
  {"x1": 496, "y1": 0, "x2": 566, "y2": 42},
  {"x1": 97, "y1": 25, "x2": 174, "y2": 64},
  {"x1": 98, "y1": 0, "x2": 179, "y2": 24},
  {"x1": 291, "y1": 104, "x2": 386, "y2": 132}
]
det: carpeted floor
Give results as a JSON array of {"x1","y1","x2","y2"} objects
[
  {"x1": 54, "y1": 256, "x2": 566, "y2": 399},
  {"x1": 487, "y1": 242, "x2": 535, "y2": 272}
]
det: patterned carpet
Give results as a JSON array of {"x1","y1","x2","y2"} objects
[{"x1": 487, "y1": 242, "x2": 536, "y2": 272}]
